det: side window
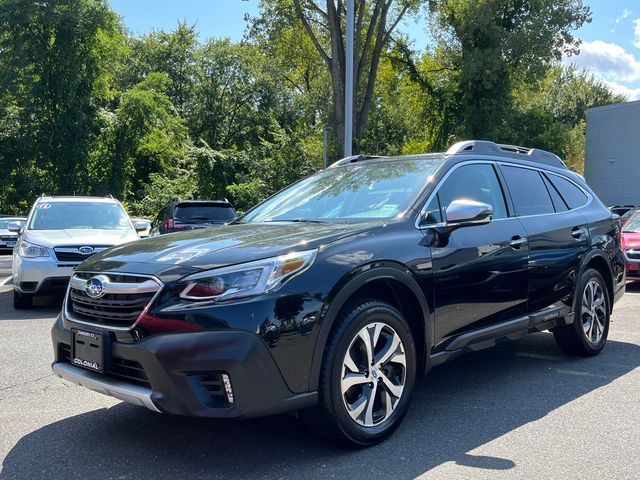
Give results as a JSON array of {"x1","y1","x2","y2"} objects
[
  {"x1": 542, "y1": 174, "x2": 568, "y2": 212},
  {"x1": 436, "y1": 164, "x2": 508, "y2": 220},
  {"x1": 501, "y1": 165, "x2": 555, "y2": 216},
  {"x1": 548, "y1": 174, "x2": 588, "y2": 210}
]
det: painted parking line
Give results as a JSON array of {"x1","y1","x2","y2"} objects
[{"x1": 0, "y1": 275, "x2": 12, "y2": 286}]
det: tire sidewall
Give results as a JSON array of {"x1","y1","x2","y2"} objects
[
  {"x1": 572, "y1": 269, "x2": 610, "y2": 354},
  {"x1": 326, "y1": 302, "x2": 416, "y2": 446}
]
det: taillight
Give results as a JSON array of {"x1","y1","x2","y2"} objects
[{"x1": 164, "y1": 218, "x2": 186, "y2": 231}]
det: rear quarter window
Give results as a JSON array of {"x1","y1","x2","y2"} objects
[{"x1": 548, "y1": 174, "x2": 588, "y2": 210}]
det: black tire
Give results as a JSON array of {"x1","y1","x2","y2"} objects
[
  {"x1": 302, "y1": 299, "x2": 416, "y2": 447},
  {"x1": 13, "y1": 290, "x2": 34, "y2": 309},
  {"x1": 553, "y1": 268, "x2": 610, "y2": 356}
]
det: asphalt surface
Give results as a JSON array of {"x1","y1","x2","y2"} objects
[{"x1": 0, "y1": 252, "x2": 639, "y2": 479}]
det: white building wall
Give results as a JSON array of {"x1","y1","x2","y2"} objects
[{"x1": 585, "y1": 100, "x2": 640, "y2": 206}]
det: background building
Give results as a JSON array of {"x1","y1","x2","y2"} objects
[{"x1": 585, "y1": 100, "x2": 640, "y2": 207}]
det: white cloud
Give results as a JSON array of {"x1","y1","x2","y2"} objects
[
  {"x1": 616, "y1": 9, "x2": 632, "y2": 24},
  {"x1": 634, "y1": 18, "x2": 640, "y2": 48},
  {"x1": 567, "y1": 40, "x2": 640, "y2": 83},
  {"x1": 604, "y1": 80, "x2": 640, "y2": 101}
]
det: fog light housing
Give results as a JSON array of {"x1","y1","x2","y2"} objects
[{"x1": 221, "y1": 373, "x2": 234, "y2": 404}]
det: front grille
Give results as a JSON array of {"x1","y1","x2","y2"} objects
[
  {"x1": 65, "y1": 272, "x2": 162, "y2": 330},
  {"x1": 58, "y1": 342, "x2": 150, "y2": 388},
  {"x1": 0, "y1": 235, "x2": 16, "y2": 241},
  {"x1": 626, "y1": 249, "x2": 640, "y2": 261},
  {"x1": 54, "y1": 246, "x2": 108, "y2": 263}
]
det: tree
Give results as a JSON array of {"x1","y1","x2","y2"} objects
[
  {"x1": 427, "y1": 0, "x2": 591, "y2": 139},
  {"x1": 88, "y1": 73, "x2": 191, "y2": 200},
  {"x1": 254, "y1": 0, "x2": 420, "y2": 155},
  {"x1": 0, "y1": 0, "x2": 123, "y2": 199}
]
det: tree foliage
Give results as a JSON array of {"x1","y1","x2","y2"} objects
[{"x1": 0, "y1": 0, "x2": 627, "y2": 216}]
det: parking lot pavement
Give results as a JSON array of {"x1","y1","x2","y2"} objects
[
  {"x1": 1, "y1": 286, "x2": 639, "y2": 480},
  {"x1": 0, "y1": 255, "x2": 12, "y2": 284}
]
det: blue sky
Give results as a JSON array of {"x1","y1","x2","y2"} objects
[{"x1": 109, "y1": 0, "x2": 640, "y2": 100}]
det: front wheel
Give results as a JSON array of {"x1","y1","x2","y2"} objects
[
  {"x1": 553, "y1": 268, "x2": 610, "y2": 356},
  {"x1": 302, "y1": 299, "x2": 416, "y2": 447},
  {"x1": 13, "y1": 290, "x2": 34, "y2": 309}
]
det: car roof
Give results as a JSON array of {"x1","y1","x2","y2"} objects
[
  {"x1": 37, "y1": 196, "x2": 119, "y2": 204},
  {"x1": 173, "y1": 200, "x2": 234, "y2": 207},
  {"x1": 330, "y1": 140, "x2": 570, "y2": 175}
]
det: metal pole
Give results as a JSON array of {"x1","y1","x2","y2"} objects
[{"x1": 344, "y1": 0, "x2": 354, "y2": 157}]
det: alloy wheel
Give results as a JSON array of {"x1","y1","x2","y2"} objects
[
  {"x1": 581, "y1": 279, "x2": 607, "y2": 345},
  {"x1": 340, "y1": 322, "x2": 406, "y2": 427}
]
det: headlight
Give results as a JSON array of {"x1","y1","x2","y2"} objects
[
  {"x1": 18, "y1": 240, "x2": 49, "y2": 258},
  {"x1": 179, "y1": 249, "x2": 318, "y2": 301}
]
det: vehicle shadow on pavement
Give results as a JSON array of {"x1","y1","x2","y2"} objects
[
  {"x1": 0, "y1": 288, "x2": 63, "y2": 321},
  {"x1": 3, "y1": 332, "x2": 639, "y2": 480}
]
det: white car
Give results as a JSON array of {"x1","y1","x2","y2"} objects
[
  {"x1": 0, "y1": 217, "x2": 26, "y2": 252},
  {"x1": 12, "y1": 196, "x2": 145, "y2": 309}
]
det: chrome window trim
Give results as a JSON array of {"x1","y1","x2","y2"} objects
[
  {"x1": 64, "y1": 271, "x2": 164, "y2": 332},
  {"x1": 415, "y1": 159, "x2": 593, "y2": 230}
]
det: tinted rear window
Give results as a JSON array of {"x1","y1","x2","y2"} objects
[
  {"x1": 501, "y1": 166, "x2": 554, "y2": 216},
  {"x1": 174, "y1": 204, "x2": 236, "y2": 222},
  {"x1": 548, "y1": 174, "x2": 588, "y2": 210}
]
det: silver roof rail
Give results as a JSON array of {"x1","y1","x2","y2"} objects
[
  {"x1": 329, "y1": 154, "x2": 382, "y2": 168},
  {"x1": 446, "y1": 140, "x2": 568, "y2": 169}
]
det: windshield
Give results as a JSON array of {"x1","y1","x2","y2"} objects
[
  {"x1": 29, "y1": 202, "x2": 132, "y2": 230},
  {"x1": 175, "y1": 204, "x2": 236, "y2": 222},
  {"x1": 624, "y1": 211, "x2": 640, "y2": 233},
  {"x1": 242, "y1": 158, "x2": 441, "y2": 223}
]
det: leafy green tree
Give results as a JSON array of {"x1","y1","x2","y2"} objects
[
  {"x1": 427, "y1": 0, "x2": 591, "y2": 139},
  {"x1": 120, "y1": 21, "x2": 198, "y2": 113},
  {"x1": 88, "y1": 73, "x2": 191, "y2": 201},
  {"x1": 253, "y1": 0, "x2": 421, "y2": 154},
  {"x1": 0, "y1": 0, "x2": 123, "y2": 201}
]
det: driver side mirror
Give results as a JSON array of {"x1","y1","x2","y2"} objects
[
  {"x1": 134, "y1": 221, "x2": 150, "y2": 232},
  {"x1": 7, "y1": 222, "x2": 22, "y2": 234},
  {"x1": 445, "y1": 199, "x2": 493, "y2": 229}
]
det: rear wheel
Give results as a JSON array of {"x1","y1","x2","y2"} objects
[
  {"x1": 302, "y1": 299, "x2": 416, "y2": 447},
  {"x1": 13, "y1": 290, "x2": 33, "y2": 309},
  {"x1": 553, "y1": 268, "x2": 609, "y2": 356}
]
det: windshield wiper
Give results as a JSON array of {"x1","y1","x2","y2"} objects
[{"x1": 264, "y1": 219, "x2": 327, "y2": 224}]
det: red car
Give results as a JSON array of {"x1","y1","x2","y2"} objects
[{"x1": 622, "y1": 210, "x2": 640, "y2": 280}]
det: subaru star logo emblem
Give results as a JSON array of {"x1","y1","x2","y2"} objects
[
  {"x1": 85, "y1": 275, "x2": 109, "y2": 299},
  {"x1": 78, "y1": 246, "x2": 95, "y2": 255}
]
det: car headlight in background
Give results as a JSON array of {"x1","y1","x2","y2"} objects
[
  {"x1": 17, "y1": 240, "x2": 49, "y2": 258},
  {"x1": 179, "y1": 249, "x2": 318, "y2": 301}
]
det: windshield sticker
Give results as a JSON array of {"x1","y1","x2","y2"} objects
[{"x1": 35, "y1": 203, "x2": 51, "y2": 209}]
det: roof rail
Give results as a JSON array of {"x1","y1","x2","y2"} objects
[
  {"x1": 446, "y1": 140, "x2": 568, "y2": 169},
  {"x1": 329, "y1": 154, "x2": 382, "y2": 168}
]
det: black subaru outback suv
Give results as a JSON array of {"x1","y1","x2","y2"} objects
[{"x1": 52, "y1": 140, "x2": 625, "y2": 446}]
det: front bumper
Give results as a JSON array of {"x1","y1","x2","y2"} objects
[
  {"x1": 51, "y1": 316, "x2": 317, "y2": 418},
  {"x1": 13, "y1": 254, "x2": 74, "y2": 294}
]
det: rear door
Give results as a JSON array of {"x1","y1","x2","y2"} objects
[
  {"x1": 422, "y1": 162, "x2": 530, "y2": 347},
  {"x1": 499, "y1": 164, "x2": 590, "y2": 317}
]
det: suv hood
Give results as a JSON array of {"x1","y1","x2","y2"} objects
[
  {"x1": 79, "y1": 221, "x2": 386, "y2": 273},
  {"x1": 23, "y1": 229, "x2": 139, "y2": 248}
]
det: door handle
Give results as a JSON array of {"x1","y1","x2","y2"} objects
[
  {"x1": 509, "y1": 236, "x2": 527, "y2": 249},
  {"x1": 571, "y1": 227, "x2": 585, "y2": 240}
]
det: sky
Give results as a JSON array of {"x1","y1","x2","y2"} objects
[{"x1": 109, "y1": 0, "x2": 640, "y2": 100}]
